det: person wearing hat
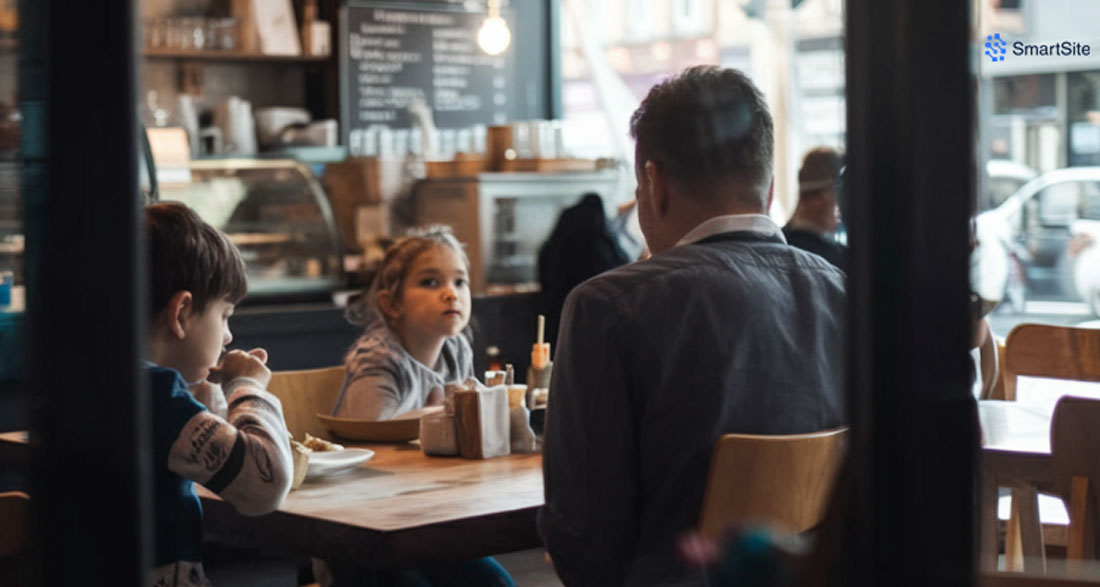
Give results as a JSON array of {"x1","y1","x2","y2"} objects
[{"x1": 783, "y1": 147, "x2": 847, "y2": 271}]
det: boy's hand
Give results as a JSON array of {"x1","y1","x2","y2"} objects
[{"x1": 209, "y1": 348, "x2": 272, "y2": 389}]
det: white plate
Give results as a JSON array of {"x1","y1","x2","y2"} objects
[{"x1": 306, "y1": 448, "x2": 375, "y2": 478}]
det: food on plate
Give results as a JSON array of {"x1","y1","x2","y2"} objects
[
  {"x1": 290, "y1": 439, "x2": 311, "y2": 489},
  {"x1": 302, "y1": 433, "x2": 344, "y2": 452}
]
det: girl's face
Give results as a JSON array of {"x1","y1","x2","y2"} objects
[{"x1": 385, "y1": 245, "x2": 471, "y2": 341}]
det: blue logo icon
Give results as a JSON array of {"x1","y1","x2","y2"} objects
[{"x1": 985, "y1": 33, "x2": 1007, "y2": 62}]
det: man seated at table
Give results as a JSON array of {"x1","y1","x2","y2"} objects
[{"x1": 538, "y1": 65, "x2": 847, "y2": 586}]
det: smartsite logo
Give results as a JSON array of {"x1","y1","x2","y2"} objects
[
  {"x1": 984, "y1": 33, "x2": 1093, "y2": 63},
  {"x1": 985, "y1": 33, "x2": 1007, "y2": 62}
]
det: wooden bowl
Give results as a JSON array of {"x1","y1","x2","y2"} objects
[{"x1": 316, "y1": 406, "x2": 444, "y2": 443}]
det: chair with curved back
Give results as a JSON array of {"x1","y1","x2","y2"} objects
[
  {"x1": 997, "y1": 324, "x2": 1100, "y2": 572},
  {"x1": 1051, "y1": 396, "x2": 1100, "y2": 573},
  {"x1": 697, "y1": 427, "x2": 848, "y2": 541},
  {"x1": 266, "y1": 365, "x2": 347, "y2": 441},
  {"x1": 1001, "y1": 324, "x2": 1100, "y2": 402},
  {"x1": 980, "y1": 330, "x2": 1004, "y2": 401}
]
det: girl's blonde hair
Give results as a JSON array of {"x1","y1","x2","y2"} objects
[{"x1": 345, "y1": 225, "x2": 470, "y2": 328}]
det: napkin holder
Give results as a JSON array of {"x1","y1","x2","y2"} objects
[
  {"x1": 420, "y1": 410, "x2": 459, "y2": 456},
  {"x1": 454, "y1": 385, "x2": 510, "y2": 459}
]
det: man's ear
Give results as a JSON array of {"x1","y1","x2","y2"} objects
[
  {"x1": 645, "y1": 160, "x2": 670, "y2": 218},
  {"x1": 166, "y1": 290, "x2": 193, "y2": 340}
]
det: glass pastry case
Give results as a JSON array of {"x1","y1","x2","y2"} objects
[
  {"x1": 158, "y1": 158, "x2": 344, "y2": 304},
  {"x1": 413, "y1": 170, "x2": 625, "y2": 294}
]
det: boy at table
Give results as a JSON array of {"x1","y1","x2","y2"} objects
[{"x1": 145, "y1": 201, "x2": 294, "y2": 587}]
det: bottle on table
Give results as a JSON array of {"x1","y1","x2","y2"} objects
[
  {"x1": 527, "y1": 314, "x2": 552, "y2": 408},
  {"x1": 487, "y1": 345, "x2": 503, "y2": 372}
]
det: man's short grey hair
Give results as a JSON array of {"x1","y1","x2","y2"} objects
[{"x1": 629, "y1": 65, "x2": 774, "y2": 208}]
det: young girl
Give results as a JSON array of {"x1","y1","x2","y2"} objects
[
  {"x1": 334, "y1": 225, "x2": 475, "y2": 420},
  {"x1": 323, "y1": 227, "x2": 515, "y2": 587}
]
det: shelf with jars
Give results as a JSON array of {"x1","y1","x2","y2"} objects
[{"x1": 142, "y1": 47, "x2": 329, "y2": 63}]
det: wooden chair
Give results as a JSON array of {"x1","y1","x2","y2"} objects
[
  {"x1": 973, "y1": 316, "x2": 1001, "y2": 401},
  {"x1": 1002, "y1": 324, "x2": 1100, "y2": 402},
  {"x1": 266, "y1": 365, "x2": 347, "y2": 441},
  {"x1": 986, "y1": 334, "x2": 1007, "y2": 401},
  {"x1": 1052, "y1": 396, "x2": 1100, "y2": 574},
  {"x1": 697, "y1": 428, "x2": 848, "y2": 541},
  {"x1": 998, "y1": 324, "x2": 1100, "y2": 571}
]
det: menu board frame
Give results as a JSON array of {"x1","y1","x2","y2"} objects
[{"x1": 340, "y1": 1, "x2": 519, "y2": 155}]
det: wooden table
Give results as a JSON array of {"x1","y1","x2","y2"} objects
[
  {"x1": 979, "y1": 400, "x2": 1055, "y2": 573},
  {"x1": 199, "y1": 442, "x2": 544, "y2": 568},
  {"x1": 0, "y1": 431, "x2": 545, "y2": 568}
]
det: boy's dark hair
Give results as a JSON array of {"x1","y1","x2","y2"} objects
[
  {"x1": 145, "y1": 201, "x2": 248, "y2": 318},
  {"x1": 630, "y1": 65, "x2": 774, "y2": 208}
]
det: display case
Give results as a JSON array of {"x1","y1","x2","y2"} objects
[
  {"x1": 159, "y1": 158, "x2": 344, "y2": 303},
  {"x1": 413, "y1": 171, "x2": 625, "y2": 294}
]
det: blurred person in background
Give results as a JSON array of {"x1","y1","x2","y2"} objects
[
  {"x1": 537, "y1": 192, "x2": 632, "y2": 350},
  {"x1": 783, "y1": 147, "x2": 847, "y2": 272}
]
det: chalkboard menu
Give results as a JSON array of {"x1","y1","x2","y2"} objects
[{"x1": 341, "y1": 2, "x2": 517, "y2": 154}]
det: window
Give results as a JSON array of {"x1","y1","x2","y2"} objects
[
  {"x1": 671, "y1": 0, "x2": 706, "y2": 36},
  {"x1": 976, "y1": 2, "x2": 1100, "y2": 329},
  {"x1": 560, "y1": 0, "x2": 845, "y2": 223}
]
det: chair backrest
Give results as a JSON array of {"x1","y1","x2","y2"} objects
[
  {"x1": 988, "y1": 336, "x2": 1008, "y2": 400},
  {"x1": 266, "y1": 365, "x2": 347, "y2": 441},
  {"x1": 1052, "y1": 396, "x2": 1100, "y2": 564},
  {"x1": 697, "y1": 427, "x2": 848, "y2": 541},
  {"x1": 1002, "y1": 324, "x2": 1100, "y2": 401},
  {"x1": 0, "y1": 491, "x2": 29, "y2": 559}
]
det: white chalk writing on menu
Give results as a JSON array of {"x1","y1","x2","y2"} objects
[{"x1": 344, "y1": 4, "x2": 512, "y2": 153}]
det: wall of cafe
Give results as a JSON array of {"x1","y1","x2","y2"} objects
[
  {"x1": 139, "y1": 0, "x2": 560, "y2": 149},
  {"x1": 0, "y1": 0, "x2": 565, "y2": 433}
]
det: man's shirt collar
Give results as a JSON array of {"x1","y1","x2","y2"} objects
[{"x1": 675, "y1": 214, "x2": 787, "y2": 248}]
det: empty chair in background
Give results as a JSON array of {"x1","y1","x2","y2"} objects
[
  {"x1": 1051, "y1": 396, "x2": 1100, "y2": 570},
  {"x1": 267, "y1": 365, "x2": 347, "y2": 440}
]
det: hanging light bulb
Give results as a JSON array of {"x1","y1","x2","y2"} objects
[{"x1": 477, "y1": 0, "x2": 511, "y2": 56}]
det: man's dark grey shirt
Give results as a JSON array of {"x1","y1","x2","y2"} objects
[{"x1": 538, "y1": 226, "x2": 846, "y2": 586}]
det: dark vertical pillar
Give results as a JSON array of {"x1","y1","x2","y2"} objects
[
  {"x1": 21, "y1": 0, "x2": 150, "y2": 584},
  {"x1": 843, "y1": 0, "x2": 978, "y2": 584}
]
